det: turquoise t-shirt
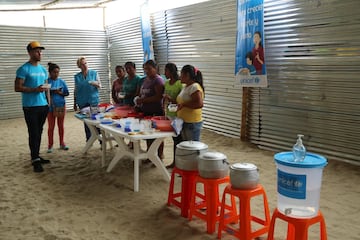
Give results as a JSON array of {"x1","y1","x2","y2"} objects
[
  {"x1": 164, "y1": 79, "x2": 183, "y2": 117},
  {"x1": 74, "y1": 69, "x2": 100, "y2": 107},
  {"x1": 16, "y1": 62, "x2": 48, "y2": 107},
  {"x1": 48, "y1": 77, "x2": 69, "y2": 111},
  {"x1": 122, "y1": 74, "x2": 142, "y2": 105}
]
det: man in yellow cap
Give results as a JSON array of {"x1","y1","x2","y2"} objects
[{"x1": 14, "y1": 41, "x2": 51, "y2": 172}]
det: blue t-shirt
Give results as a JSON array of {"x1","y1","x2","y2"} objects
[
  {"x1": 48, "y1": 77, "x2": 69, "y2": 110},
  {"x1": 74, "y1": 69, "x2": 100, "y2": 108},
  {"x1": 16, "y1": 62, "x2": 48, "y2": 107}
]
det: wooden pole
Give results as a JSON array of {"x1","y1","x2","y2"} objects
[{"x1": 240, "y1": 87, "x2": 249, "y2": 141}]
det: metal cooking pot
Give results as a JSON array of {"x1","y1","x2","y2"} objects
[
  {"x1": 175, "y1": 141, "x2": 208, "y2": 171},
  {"x1": 230, "y1": 163, "x2": 259, "y2": 189},
  {"x1": 198, "y1": 152, "x2": 229, "y2": 179}
]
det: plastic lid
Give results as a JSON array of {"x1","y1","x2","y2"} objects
[
  {"x1": 230, "y1": 162, "x2": 257, "y2": 170},
  {"x1": 274, "y1": 151, "x2": 327, "y2": 168},
  {"x1": 177, "y1": 141, "x2": 208, "y2": 150},
  {"x1": 200, "y1": 152, "x2": 226, "y2": 160}
]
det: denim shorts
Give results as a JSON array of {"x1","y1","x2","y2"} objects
[{"x1": 181, "y1": 121, "x2": 203, "y2": 141}]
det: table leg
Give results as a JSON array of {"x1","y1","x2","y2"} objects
[
  {"x1": 106, "y1": 135, "x2": 131, "y2": 172},
  {"x1": 133, "y1": 140, "x2": 148, "y2": 192},
  {"x1": 133, "y1": 141, "x2": 141, "y2": 192},
  {"x1": 147, "y1": 137, "x2": 171, "y2": 181},
  {"x1": 82, "y1": 124, "x2": 99, "y2": 154},
  {"x1": 100, "y1": 129, "x2": 107, "y2": 167}
]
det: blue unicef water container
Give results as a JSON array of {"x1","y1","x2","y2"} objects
[{"x1": 274, "y1": 152, "x2": 327, "y2": 218}]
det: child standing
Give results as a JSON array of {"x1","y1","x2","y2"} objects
[{"x1": 47, "y1": 62, "x2": 70, "y2": 153}]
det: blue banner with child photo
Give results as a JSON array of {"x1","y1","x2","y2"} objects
[{"x1": 235, "y1": 0, "x2": 267, "y2": 87}]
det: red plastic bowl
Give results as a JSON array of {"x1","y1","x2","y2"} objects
[
  {"x1": 116, "y1": 105, "x2": 133, "y2": 110},
  {"x1": 98, "y1": 103, "x2": 110, "y2": 108},
  {"x1": 113, "y1": 106, "x2": 134, "y2": 118},
  {"x1": 151, "y1": 116, "x2": 173, "y2": 131},
  {"x1": 127, "y1": 111, "x2": 144, "y2": 118}
]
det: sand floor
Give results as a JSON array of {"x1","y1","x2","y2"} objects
[{"x1": 0, "y1": 112, "x2": 359, "y2": 240}]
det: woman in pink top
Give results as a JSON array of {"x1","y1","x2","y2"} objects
[
  {"x1": 111, "y1": 65, "x2": 126, "y2": 105},
  {"x1": 252, "y1": 31, "x2": 265, "y2": 75}
]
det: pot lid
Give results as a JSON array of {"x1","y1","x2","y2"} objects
[
  {"x1": 177, "y1": 141, "x2": 208, "y2": 150},
  {"x1": 230, "y1": 162, "x2": 257, "y2": 170},
  {"x1": 274, "y1": 151, "x2": 327, "y2": 168},
  {"x1": 200, "y1": 151, "x2": 227, "y2": 160}
]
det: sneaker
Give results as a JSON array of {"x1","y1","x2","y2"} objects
[
  {"x1": 60, "y1": 145, "x2": 69, "y2": 150},
  {"x1": 39, "y1": 157, "x2": 51, "y2": 164},
  {"x1": 32, "y1": 159, "x2": 44, "y2": 172},
  {"x1": 47, "y1": 148, "x2": 53, "y2": 153}
]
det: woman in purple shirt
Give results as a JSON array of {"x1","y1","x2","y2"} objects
[
  {"x1": 136, "y1": 60, "x2": 164, "y2": 116},
  {"x1": 135, "y1": 60, "x2": 165, "y2": 160}
]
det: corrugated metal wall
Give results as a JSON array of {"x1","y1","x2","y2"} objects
[
  {"x1": 1, "y1": 0, "x2": 358, "y2": 164},
  {"x1": 104, "y1": 0, "x2": 360, "y2": 164},
  {"x1": 106, "y1": 18, "x2": 145, "y2": 82},
  {"x1": 152, "y1": 0, "x2": 242, "y2": 137},
  {"x1": 106, "y1": 1, "x2": 242, "y2": 139},
  {"x1": 0, "y1": 25, "x2": 108, "y2": 119},
  {"x1": 149, "y1": 0, "x2": 360, "y2": 164},
  {"x1": 252, "y1": 0, "x2": 360, "y2": 164}
]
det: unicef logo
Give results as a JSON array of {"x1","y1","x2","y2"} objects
[{"x1": 239, "y1": 76, "x2": 263, "y2": 86}]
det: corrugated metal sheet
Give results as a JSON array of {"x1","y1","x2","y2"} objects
[
  {"x1": 152, "y1": 0, "x2": 242, "y2": 137},
  {"x1": 1, "y1": 0, "x2": 358, "y2": 164},
  {"x1": 149, "y1": 0, "x2": 359, "y2": 164},
  {"x1": 106, "y1": 18, "x2": 145, "y2": 82},
  {"x1": 151, "y1": 9, "x2": 169, "y2": 73},
  {"x1": 250, "y1": 0, "x2": 360, "y2": 164},
  {"x1": 0, "y1": 25, "x2": 108, "y2": 119}
]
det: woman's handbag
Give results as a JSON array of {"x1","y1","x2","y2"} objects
[{"x1": 53, "y1": 106, "x2": 65, "y2": 117}]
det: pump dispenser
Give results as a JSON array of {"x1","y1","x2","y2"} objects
[{"x1": 292, "y1": 134, "x2": 306, "y2": 162}]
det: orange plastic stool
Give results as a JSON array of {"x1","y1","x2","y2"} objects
[
  {"x1": 188, "y1": 175, "x2": 235, "y2": 234},
  {"x1": 267, "y1": 208, "x2": 327, "y2": 240},
  {"x1": 218, "y1": 184, "x2": 271, "y2": 240},
  {"x1": 167, "y1": 167, "x2": 198, "y2": 218}
]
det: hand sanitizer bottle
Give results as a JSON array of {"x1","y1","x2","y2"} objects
[{"x1": 293, "y1": 134, "x2": 306, "y2": 162}]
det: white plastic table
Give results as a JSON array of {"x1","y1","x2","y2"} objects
[
  {"x1": 75, "y1": 115, "x2": 114, "y2": 167},
  {"x1": 99, "y1": 124, "x2": 175, "y2": 192}
]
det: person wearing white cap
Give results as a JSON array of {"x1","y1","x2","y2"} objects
[{"x1": 14, "y1": 41, "x2": 51, "y2": 173}]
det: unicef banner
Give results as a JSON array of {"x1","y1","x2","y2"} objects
[
  {"x1": 235, "y1": 0, "x2": 267, "y2": 87},
  {"x1": 140, "y1": 1, "x2": 154, "y2": 63}
]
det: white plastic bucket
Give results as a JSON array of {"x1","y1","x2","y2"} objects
[{"x1": 274, "y1": 152, "x2": 327, "y2": 218}]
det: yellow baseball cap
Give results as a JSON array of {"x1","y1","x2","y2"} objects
[{"x1": 27, "y1": 41, "x2": 45, "y2": 52}]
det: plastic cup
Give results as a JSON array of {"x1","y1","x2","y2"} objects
[
  {"x1": 41, "y1": 83, "x2": 51, "y2": 89},
  {"x1": 168, "y1": 104, "x2": 178, "y2": 112}
]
